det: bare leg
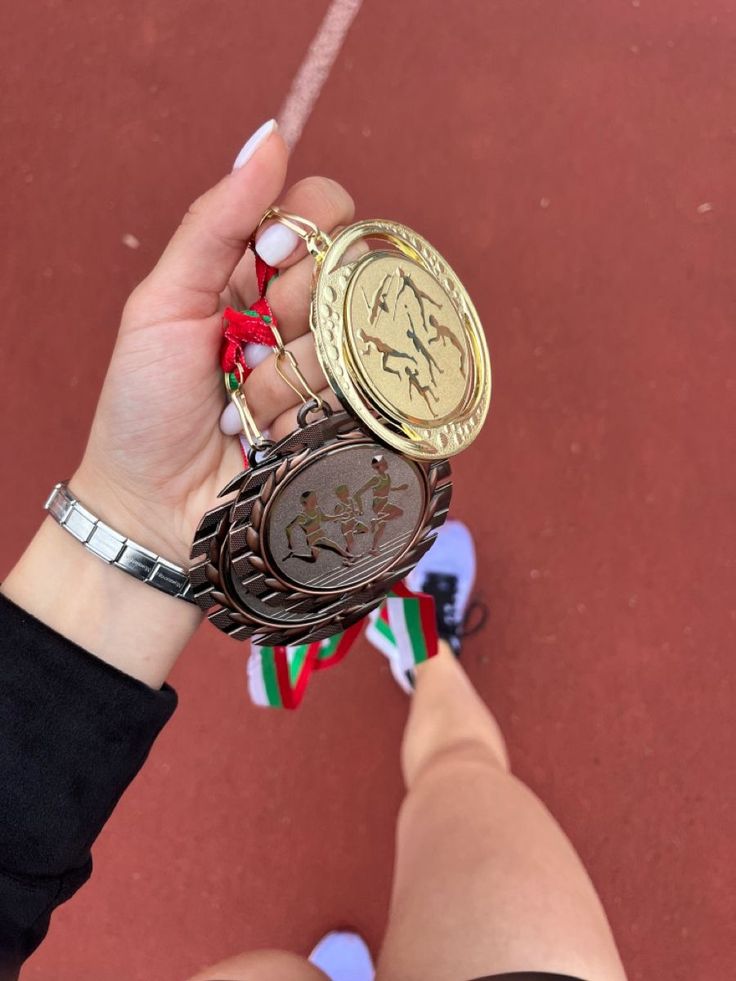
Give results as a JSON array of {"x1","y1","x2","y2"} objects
[
  {"x1": 187, "y1": 948, "x2": 328, "y2": 981},
  {"x1": 376, "y1": 644, "x2": 627, "y2": 981}
]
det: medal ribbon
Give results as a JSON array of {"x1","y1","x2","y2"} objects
[
  {"x1": 220, "y1": 248, "x2": 280, "y2": 382},
  {"x1": 248, "y1": 583, "x2": 439, "y2": 710}
]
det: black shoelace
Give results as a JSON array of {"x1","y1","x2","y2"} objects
[
  {"x1": 423, "y1": 572, "x2": 462, "y2": 640},
  {"x1": 421, "y1": 573, "x2": 489, "y2": 654},
  {"x1": 404, "y1": 573, "x2": 489, "y2": 687}
]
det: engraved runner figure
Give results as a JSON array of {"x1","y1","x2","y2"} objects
[
  {"x1": 353, "y1": 455, "x2": 409, "y2": 555},
  {"x1": 361, "y1": 272, "x2": 393, "y2": 325},
  {"x1": 428, "y1": 313, "x2": 466, "y2": 377},
  {"x1": 284, "y1": 491, "x2": 354, "y2": 564},
  {"x1": 405, "y1": 311, "x2": 443, "y2": 385},
  {"x1": 404, "y1": 365, "x2": 439, "y2": 417},
  {"x1": 333, "y1": 484, "x2": 370, "y2": 553},
  {"x1": 393, "y1": 265, "x2": 441, "y2": 330},
  {"x1": 359, "y1": 327, "x2": 417, "y2": 379}
]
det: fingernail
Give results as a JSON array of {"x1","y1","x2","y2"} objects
[
  {"x1": 243, "y1": 342, "x2": 273, "y2": 368},
  {"x1": 232, "y1": 119, "x2": 277, "y2": 171},
  {"x1": 256, "y1": 223, "x2": 300, "y2": 266},
  {"x1": 220, "y1": 401, "x2": 242, "y2": 435},
  {"x1": 219, "y1": 400, "x2": 273, "y2": 442},
  {"x1": 220, "y1": 346, "x2": 274, "y2": 435}
]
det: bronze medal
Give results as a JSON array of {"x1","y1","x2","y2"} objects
[{"x1": 189, "y1": 404, "x2": 451, "y2": 646}]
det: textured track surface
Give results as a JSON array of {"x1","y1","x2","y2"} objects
[{"x1": 1, "y1": 2, "x2": 734, "y2": 979}]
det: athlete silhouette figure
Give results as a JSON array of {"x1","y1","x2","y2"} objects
[
  {"x1": 428, "y1": 314, "x2": 466, "y2": 377},
  {"x1": 284, "y1": 491, "x2": 354, "y2": 564},
  {"x1": 404, "y1": 365, "x2": 439, "y2": 417},
  {"x1": 359, "y1": 327, "x2": 417, "y2": 379},
  {"x1": 361, "y1": 272, "x2": 393, "y2": 324},
  {"x1": 405, "y1": 312, "x2": 442, "y2": 385},
  {"x1": 354, "y1": 455, "x2": 408, "y2": 554},
  {"x1": 393, "y1": 265, "x2": 441, "y2": 330},
  {"x1": 333, "y1": 484, "x2": 370, "y2": 553}
]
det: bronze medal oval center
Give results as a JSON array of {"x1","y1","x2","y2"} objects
[
  {"x1": 345, "y1": 253, "x2": 472, "y2": 427},
  {"x1": 263, "y1": 442, "x2": 428, "y2": 595}
]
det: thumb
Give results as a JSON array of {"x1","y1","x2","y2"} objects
[{"x1": 125, "y1": 120, "x2": 289, "y2": 327}]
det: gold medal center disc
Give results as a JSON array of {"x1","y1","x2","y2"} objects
[
  {"x1": 345, "y1": 254, "x2": 471, "y2": 426},
  {"x1": 310, "y1": 220, "x2": 491, "y2": 460}
]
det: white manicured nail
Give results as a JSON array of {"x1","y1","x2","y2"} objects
[
  {"x1": 220, "y1": 401, "x2": 242, "y2": 435},
  {"x1": 256, "y1": 223, "x2": 300, "y2": 266},
  {"x1": 219, "y1": 404, "x2": 274, "y2": 437},
  {"x1": 232, "y1": 119, "x2": 277, "y2": 171},
  {"x1": 219, "y1": 346, "x2": 274, "y2": 435},
  {"x1": 243, "y1": 342, "x2": 273, "y2": 368}
]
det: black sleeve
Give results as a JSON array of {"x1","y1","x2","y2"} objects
[
  {"x1": 0, "y1": 592, "x2": 177, "y2": 979},
  {"x1": 472, "y1": 974, "x2": 590, "y2": 980}
]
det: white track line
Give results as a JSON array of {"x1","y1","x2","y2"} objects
[{"x1": 277, "y1": 0, "x2": 364, "y2": 148}]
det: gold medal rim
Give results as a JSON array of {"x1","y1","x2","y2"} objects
[{"x1": 310, "y1": 219, "x2": 492, "y2": 460}]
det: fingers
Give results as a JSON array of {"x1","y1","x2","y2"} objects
[
  {"x1": 255, "y1": 250, "x2": 316, "y2": 341},
  {"x1": 254, "y1": 175, "x2": 355, "y2": 269},
  {"x1": 223, "y1": 243, "x2": 311, "y2": 341},
  {"x1": 264, "y1": 232, "x2": 370, "y2": 343},
  {"x1": 225, "y1": 177, "x2": 355, "y2": 343},
  {"x1": 227, "y1": 229, "x2": 368, "y2": 353},
  {"x1": 219, "y1": 175, "x2": 361, "y2": 438},
  {"x1": 124, "y1": 120, "x2": 288, "y2": 328}
]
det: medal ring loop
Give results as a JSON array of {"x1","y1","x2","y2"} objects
[
  {"x1": 296, "y1": 397, "x2": 332, "y2": 429},
  {"x1": 246, "y1": 439, "x2": 276, "y2": 470},
  {"x1": 226, "y1": 363, "x2": 245, "y2": 389},
  {"x1": 259, "y1": 206, "x2": 333, "y2": 258}
]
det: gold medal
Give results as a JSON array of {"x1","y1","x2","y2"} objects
[{"x1": 259, "y1": 209, "x2": 492, "y2": 460}]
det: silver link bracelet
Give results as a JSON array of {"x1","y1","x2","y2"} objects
[{"x1": 45, "y1": 482, "x2": 195, "y2": 603}]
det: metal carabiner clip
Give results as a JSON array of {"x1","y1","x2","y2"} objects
[
  {"x1": 224, "y1": 365, "x2": 269, "y2": 449},
  {"x1": 258, "y1": 206, "x2": 333, "y2": 260}
]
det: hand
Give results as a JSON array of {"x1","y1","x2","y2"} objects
[
  {"x1": 3, "y1": 119, "x2": 356, "y2": 686},
  {"x1": 74, "y1": 120, "x2": 354, "y2": 567}
]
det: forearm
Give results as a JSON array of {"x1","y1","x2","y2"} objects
[{"x1": 1, "y1": 515, "x2": 201, "y2": 689}]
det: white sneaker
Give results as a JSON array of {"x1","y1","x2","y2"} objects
[
  {"x1": 407, "y1": 519, "x2": 480, "y2": 656},
  {"x1": 308, "y1": 930, "x2": 375, "y2": 981}
]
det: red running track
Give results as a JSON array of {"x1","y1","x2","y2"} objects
[{"x1": 1, "y1": 2, "x2": 734, "y2": 979}]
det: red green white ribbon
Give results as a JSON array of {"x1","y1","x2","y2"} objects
[
  {"x1": 247, "y1": 619, "x2": 364, "y2": 709},
  {"x1": 220, "y1": 245, "x2": 281, "y2": 466},
  {"x1": 248, "y1": 582, "x2": 438, "y2": 709}
]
